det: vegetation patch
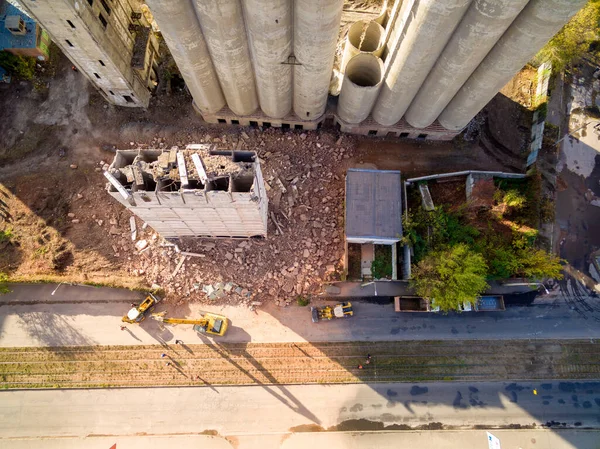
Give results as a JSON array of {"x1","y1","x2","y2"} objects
[
  {"x1": 534, "y1": 0, "x2": 600, "y2": 71},
  {"x1": 404, "y1": 175, "x2": 562, "y2": 311}
]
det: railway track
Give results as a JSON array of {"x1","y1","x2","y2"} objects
[{"x1": 1, "y1": 340, "x2": 599, "y2": 389}]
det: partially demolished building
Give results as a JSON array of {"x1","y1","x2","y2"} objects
[{"x1": 105, "y1": 145, "x2": 268, "y2": 238}]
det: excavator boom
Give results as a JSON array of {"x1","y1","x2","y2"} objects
[{"x1": 162, "y1": 318, "x2": 208, "y2": 326}]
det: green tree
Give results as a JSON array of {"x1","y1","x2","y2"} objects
[
  {"x1": 535, "y1": 0, "x2": 600, "y2": 70},
  {"x1": 0, "y1": 51, "x2": 35, "y2": 80},
  {"x1": 411, "y1": 244, "x2": 489, "y2": 312},
  {"x1": 515, "y1": 248, "x2": 564, "y2": 280}
]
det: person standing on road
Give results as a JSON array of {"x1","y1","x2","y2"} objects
[
  {"x1": 366, "y1": 354, "x2": 372, "y2": 364},
  {"x1": 175, "y1": 340, "x2": 183, "y2": 345},
  {"x1": 120, "y1": 326, "x2": 126, "y2": 331},
  {"x1": 165, "y1": 362, "x2": 171, "y2": 367},
  {"x1": 161, "y1": 353, "x2": 167, "y2": 358}
]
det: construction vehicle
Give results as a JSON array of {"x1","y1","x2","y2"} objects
[
  {"x1": 152, "y1": 312, "x2": 229, "y2": 337},
  {"x1": 394, "y1": 296, "x2": 440, "y2": 312},
  {"x1": 311, "y1": 302, "x2": 353, "y2": 323},
  {"x1": 461, "y1": 295, "x2": 505, "y2": 312},
  {"x1": 122, "y1": 293, "x2": 160, "y2": 324}
]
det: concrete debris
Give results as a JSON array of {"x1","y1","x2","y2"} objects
[
  {"x1": 67, "y1": 213, "x2": 75, "y2": 218},
  {"x1": 201, "y1": 281, "x2": 251, "y2": 302},
  {"x1": 135, "y1": 240, "x2": 148, "y2": 251},
  {"x1": 101, "y1": 129, "x2": 350, "y2": 306},
  {"x1": 130, "y1": 216, "x2": 137, "y2": 241},
  {"x1": 70, "y1": 164, "x2": 78, "y2": 169}
]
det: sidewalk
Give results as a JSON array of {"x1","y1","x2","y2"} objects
[
  {"x1": 0, "y1": 283, "x2": 144, "y2": 305},
  {"x1": 325, "y1": 279, "x2": 544, "y2": 297},
  {"x1": 5, "y1": 430, "x2": 599, "y2": 449}
]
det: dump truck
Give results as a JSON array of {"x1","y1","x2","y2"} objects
[
  {"x1": 461, "y1": 295, "x2": 505, "y2": 312},
  {"x1": 122, "y1": 293, "x2": 161, "y2": 324},
  {"x1": 311, "y1": 302, "x2": 353, "y2": 323},
  {"x1": 152, "y1": 312, "x2": 229, "y2": 337},
  {"x1": 394, "y1": 296, "x2": 439, "y2": 312}
]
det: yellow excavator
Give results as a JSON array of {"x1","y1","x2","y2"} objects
[
  {"x1": 122, "y1": 293, "x2": 160, "y2": 324},
  {"x1": 311, "y1": 302, "x2": 353, "y2": 323},
  {"x1": 151, "y1": 311, "x2": 229, "y2": 337}
]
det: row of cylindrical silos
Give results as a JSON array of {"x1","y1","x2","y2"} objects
[
  {"x1": 145, "y1": 0, "x2": 344, "y2": 121},
  {"x1": 147, "y1": 0, "x2": 585, "y2": 132},
  {"x1": 338, "y1": 0, "x2": 586, "y2": 131}
]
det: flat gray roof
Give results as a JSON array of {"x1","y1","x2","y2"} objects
[{"x1": 345, "y1": 169, "x2": 402, "y2": 240}]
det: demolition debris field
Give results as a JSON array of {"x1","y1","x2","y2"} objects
[{"x1": 1, "y1": 339, "x2": 599, "y2": 389}]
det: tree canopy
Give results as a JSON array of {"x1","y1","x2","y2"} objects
[
  {"x1": 535, "y1": 0, "x2": 600, "y2": 70},
  {"x1": 411, "y1": 244, "x2": 489, "y2": 312}
]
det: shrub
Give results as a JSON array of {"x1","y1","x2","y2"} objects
[
  {"x1": 0, "y1": 51, "x2": 35, "y2": 80},
  {"x1": 296, "y1": 295, "x2": 310, "y2": 307},
  {"x1": 0, "y1": 273, "x2": 10, "y2": 295}
]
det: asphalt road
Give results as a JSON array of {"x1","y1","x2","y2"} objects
[
  {"x1": 2, "y1": 381, "x2": 599, "y2": 448},
  {"x1": 1, "y1": 283, "x2": 600, "y2": 346}
]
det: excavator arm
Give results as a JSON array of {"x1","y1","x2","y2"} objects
[{"x1": 162, "y1": 318, "x2": 209, "y2": 326}]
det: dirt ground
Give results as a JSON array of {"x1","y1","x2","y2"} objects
[
  {"x1": 0, "y1": 47, "x2": 519, "y2": 307},
  {"x1": 1, "y1": 339, "x2": 598, "y2": 389}
]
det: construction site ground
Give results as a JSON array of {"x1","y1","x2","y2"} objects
[
  {"x1": 1, "y1": 339, "x2": 599, "y2": 389},
  {"x1": 0, "y1": 49, "x2": 529, "y2": 308}
]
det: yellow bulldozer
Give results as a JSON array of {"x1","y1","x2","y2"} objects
[
  {"x1": 122, "y1": 293, "x2": 160, "y2": 324},
  {"x1": 151, "y1": 312, "x2": 229, "y2": 337},
  {"x1": 311, "y1": 302, "x2": 353, "y2": 323}
]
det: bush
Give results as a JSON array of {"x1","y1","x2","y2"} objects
[
  {"x1": 296, "y1": 295, "x2": 310, "y2": 307},
  {"x1": 535, "y1": 1, "x2": 600, "y2": 71},
  {"x1": 503, "y1": 189, "x2": 527, "y2": 209},
  {"x1": 371, "y1": 256, "x2": 392, "y2": 279},
  {"x1": 0, "y1": 273, "x2": 11, "y2": 295},
  {"x1": 0, "y1": 51, "x2": 35, "y2": 80},
  {"x1": 0, "y1": 227, "x2": 14, "y2": 242}
]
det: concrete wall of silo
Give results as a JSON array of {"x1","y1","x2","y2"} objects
[
  {"x1": 404, "y1": 0, "x2": 530, "y2": 129},
  {"x1": 145, "y1": 0, "x2": 225, "y2": 114},
  {"x1": 371, "y1": 0, "x2": 473, "y2": 127},
  {"x1": 293, "y1": 0, "x2": 344, "y2": 120},
  {"x1": 341, "y1": 20, "x2": 385, "y2": 73},
  {"x1": 438, "y1": 0, "x2": 588, "y2": 131},
  {"x1": 338, "y1": 53, "x2": 384, "y2": 124},
  {"x1": 193, "y1": 0, "x2": 259, "y2": 116},
  {"x1": 242, "y1": 0, "x2": 293, "y2": 119}
]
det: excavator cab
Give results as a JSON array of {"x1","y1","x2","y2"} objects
[
  {"x1": 122, "y1": 293, "x2": 160, "y2": 324},
  {"x1": 193, "y1": 313, "x2": 228, "y2": 337}
]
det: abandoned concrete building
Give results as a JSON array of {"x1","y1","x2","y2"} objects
[
  {"x1": 105, "y1": 146, "x2": 268, "y2": 239},
  {"x1": 142, "y1": 0, "x2": 585, "y2": 140},
  {"x1": 17, "y1": 0, "x2": 159, "y2": 107},
  {"x1": 12, "y1": 0, "x2": 586, "y2": 134}
]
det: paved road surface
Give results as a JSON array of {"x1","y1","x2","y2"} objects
[
  {"x1": 1, "y1": 283, "x2": 600, "y2": 346},
  {"x1": 2, "y1": 381, "x2": 600, "y2": 448}
]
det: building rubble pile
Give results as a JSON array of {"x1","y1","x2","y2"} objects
[{"x1": 106, "y1": 128, "x2": 356, "y2": 308}]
